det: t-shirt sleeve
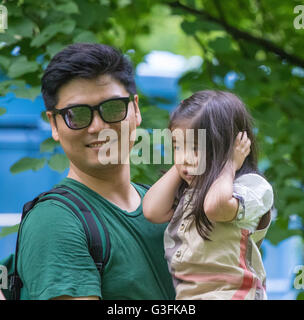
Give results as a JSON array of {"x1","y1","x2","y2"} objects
[
  {"x1": 17, "y1": 200, "x2": 102, "y2": 300},
  {"x1": 232, "y1": 173, "x2": 274, "y2": 232}
]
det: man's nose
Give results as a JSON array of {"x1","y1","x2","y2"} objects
[{"x1": 87, "y1": 110, "x2": 111, "y2": 133}]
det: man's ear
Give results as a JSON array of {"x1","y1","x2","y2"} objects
[
  {"x1": 46, "y1": 111, "x2": 59, "y2": 142},
  {"x1": 133, "y1": 94, "x2": 142, "y2": 127}
]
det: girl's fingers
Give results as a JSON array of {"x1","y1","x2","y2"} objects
[
  {"x1": 235, "y1": 132, "x2": 251, "y2": 156},
  {"x1": 243, "y1": 137, "x2": 251, "y2": 148},
  {"x1": 240, "y1": 131, "x2": 251, "y2": 145},
  {"x1": 242, "y1": 139, "x2": 251, "y2": 155},
  {"x1": 241, "y1": 131, "x2": 247, "y2": 142},
  {"x1": 235, "y1": 132, "x2": 243, "y2": 145},
  {"x1": 236, "y1": 131, "x2": 248, "y2": 143}
]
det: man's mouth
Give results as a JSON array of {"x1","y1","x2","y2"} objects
[
  {"x1": 86, "y1": 141, "x2": 106, "y2": 148},
  {"x1": 86, "y1": 139, "x2": 117, "y2": 149}
]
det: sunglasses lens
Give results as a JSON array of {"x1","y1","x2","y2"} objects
[
  {"x1": 64, "y1": 106, "x2": 91, "y2": 129},
  {"x1": 100, "y1": 99, "x2": 127, "y2": 122}
]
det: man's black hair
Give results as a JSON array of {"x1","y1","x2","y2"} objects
[{"x1": 41, "y1": 43, "x2": 137, "y2": 111}]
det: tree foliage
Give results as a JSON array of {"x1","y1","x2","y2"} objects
[{"x1": 0, "y1": 0, "x2": 303, "y2": 248}]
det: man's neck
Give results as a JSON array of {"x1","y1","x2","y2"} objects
[{"x1": 67, "y1": 164, "x2": 141, "y2": 212}]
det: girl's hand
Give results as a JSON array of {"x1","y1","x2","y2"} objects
[{"x1": 232, "y1": 131, "x2": 251, "y2": 171}]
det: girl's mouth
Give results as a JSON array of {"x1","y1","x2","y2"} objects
[{"x1": 183, "y1": 169, "x2": 193, "y2": 179}]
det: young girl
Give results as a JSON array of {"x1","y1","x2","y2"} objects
[{"x1": 143, "y1": 90, "x2": 274, "y2": 300}]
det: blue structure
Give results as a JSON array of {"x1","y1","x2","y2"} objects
[
  {"x1": 0, "y1": 92, "x2": 68, "y2": 261},
  {"x1": 0, "y1": 68, "x2": 302, "y2": 299}
]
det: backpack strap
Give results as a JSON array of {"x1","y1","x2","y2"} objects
[
  {"x1": 55, "y1": 185, "x2": 111, "y2": 274},
  {"x1": 10, "y1": 186, "x2": 110, "y2": 300},
  {"x1": 135, "y1": 183, "x2": 150, "y2": 190},
  {"x1": 10, "y1": 190, "x2": 55, "y2": 300},
  {"x1": 45, "y1": 187, "x2": 106, "y2": 272}
]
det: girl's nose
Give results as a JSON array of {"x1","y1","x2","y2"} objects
[{"x1": 184, "y1": 150, "x2": 197, "y2": 166}]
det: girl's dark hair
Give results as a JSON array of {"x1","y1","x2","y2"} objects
[
  {"x1": 41, "y1": 43, "x2": 137, "y2": 111},
  {"x1": 169, "y1": 90, "x2": 259, "y2": 240}
]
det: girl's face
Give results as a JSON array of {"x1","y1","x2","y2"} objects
[{"x1": 171, "y1": 125, "x2": 200, "y2": 186}]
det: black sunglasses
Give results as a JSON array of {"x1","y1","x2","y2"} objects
[{"x1": 53, "y1": 95, "x2": 133, "y2": 130}]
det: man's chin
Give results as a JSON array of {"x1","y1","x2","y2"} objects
[{"x1": 79, "y1": 163, "x2": 122, "y2": 178}]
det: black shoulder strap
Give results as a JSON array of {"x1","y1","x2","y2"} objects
[
  {"x1": 135, "y1": 183, "x2": 150, "y2": 190},
  {"x1": 55, "y1": 185, "x2": 111, "y2": 272},
  {"x1": 48, "y1": 187, "x2": 107, "y2": 272},
  {"x1": 10, "y1": 187, "x2": 110, "y2": 300}
]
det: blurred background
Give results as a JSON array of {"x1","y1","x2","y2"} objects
[{"x1": 0, "y1": 0, "x2": 303, "y2": 299}]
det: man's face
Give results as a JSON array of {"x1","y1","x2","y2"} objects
[{"x1": 46, "y1": 74, "x2": 141, "y2": 176}]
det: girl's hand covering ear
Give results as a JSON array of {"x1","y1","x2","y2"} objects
[{"x1": 232, "y1": 131, "x2": 251, "y2": 171}]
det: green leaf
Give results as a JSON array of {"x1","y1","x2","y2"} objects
[
  {"x1": 140, "y1": 105, "x2": 170, "y2": 129},
  {"x1": 181, "y1": 20, "x2": 222, "y2": 34},
  {"x1": 8, "y1": 56, "x2": 39, "y2": 78},
  {"x1": 31, "y1": 20, "x2": 76, "y2": 47},
  {"x1": 0, "y1": 80, "x2": 26, "y2": 96},
  {"x1": 209, "y1": 37, "x2": 232, "y2": 54},
  {"x1": 279, "y1": 186, "x2": 304, "y2": 202},
  {"x1": 0, "y1": 224, "x2": 19, "y2": 238},
  {"x1": 48, "y1": 153, "x2": 69, "y2": 172},
  {"x1": 117, "y1": 0, "x2": 132, "y2": 8},
  {"x1": 0, "y1": 107, "x2": 6, "y2": 116},
  {"x1": 0, "y1": 55, "x2": 10, "y2": 69},
  {"x1": 275, "y1": 163, "x2": 297, "y2": 179},
  {"x1": 266, "y1": 222, "x2": 303, "y2": 245},
  {"x1": 73, "y1": 2, "x2": 110, "y2": 29},
  {"x1": 8, "y1": 18, "x2": 35, "y2": 38},
  {"x1": 13, "y1": 86, "x2": 41, "y2": 101},
  {"x1": 297, "y1": 292, "x2": 304, "y2": 300},
  {"x1": 41, "y1": 111, "x2": 50, "y2": 123},
  {"x1": 284, "y1": 201, "x2": 304, "y2": 218},
  {"x1": 46, "y1": 42, "x2": 66, "y2": 58},
  {"x1": 73, "y1": 31, "x2": 98, "y2": 43},
  {"x1": 180, "y1": 21, "x2": 197, "y2": 35},
  {"x1": 40, "y1": 137, "x2": 60, "y2": 153},
  {"x1": 56, "y1": 2, "x2": 79, "y2": 14},
  {"x1": 10, "y1": 157, "x2": 46, "y2": 174}
]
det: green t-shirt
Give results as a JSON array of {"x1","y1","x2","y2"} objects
[{"x1": 17, "y1": 178, "x2": 175, "y2": 300}]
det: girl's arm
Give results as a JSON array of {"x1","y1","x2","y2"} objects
[
  {"x1": 204, "y1": 132, "x2": 251, "y2": 222},
  {"x1": 143, "y1": 165, "x2": 182, "y2": 223}
]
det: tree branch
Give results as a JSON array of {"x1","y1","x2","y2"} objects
[
  {"x1": 213, "y1": 0, "x2": 227, "y2": 24},
  {"x1": 213, "y1": 0, "x2": 251, "y2": 60},
  {"x1": 169, "y1": 1, "x2": 304, "y2": 68}
]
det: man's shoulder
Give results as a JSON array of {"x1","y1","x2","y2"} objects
[
  {"x1": 22, "y1": 179, "x2": 89, "y2": 224},
  {"x1": 21, "y1": 197, "x2": 83, "y2": 233}
]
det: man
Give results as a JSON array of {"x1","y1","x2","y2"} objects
[{"x1": 16, "y1": 43, "x2": 175, "y2": 300}]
